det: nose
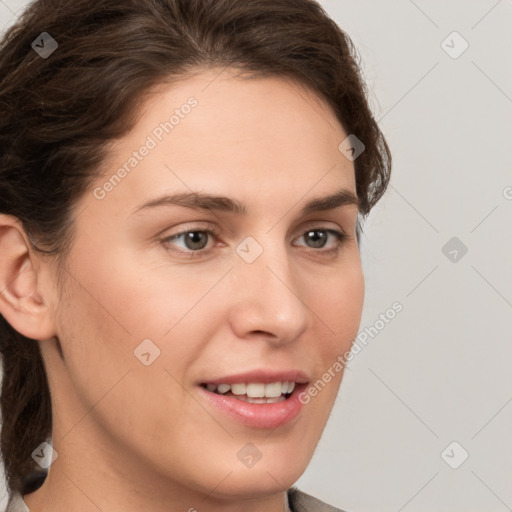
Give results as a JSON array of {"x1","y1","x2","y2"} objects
[{"x1": 227, "y1": 236, "x2": 310, "y2": 346}]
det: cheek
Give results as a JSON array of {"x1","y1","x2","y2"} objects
[
  {"x1": 304, "y1": 260, "x2": 364, "y2": 398},
  {"x1": 77, "y1": 246, "x2": 222, "y2": 338},
  {"x1": 334, "y1": 266, "x2": 365, "y2": 341},
  {"x1": 312, "y1": 258, "x2": 365, "y2": 350},
  {"x1": 54, "y1": 263, "x2": 205, "y2": 461},
  {"x1": 55, "y1": 246, "x2": 218, "y2": 406}
]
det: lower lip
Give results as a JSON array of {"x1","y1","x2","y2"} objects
[{"x1": 198, "y1": 384, "x2": 307, "y2": 429}]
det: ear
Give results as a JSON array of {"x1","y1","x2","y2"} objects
[{"x1": 0, "y1": 214, "x2": 57, "y2": 340}]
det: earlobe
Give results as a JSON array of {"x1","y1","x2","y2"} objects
[{"x1": 0, "y1": 215, "x2": 56, "y2": 340}]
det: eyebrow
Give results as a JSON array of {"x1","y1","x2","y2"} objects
[{"x1": 132, "y1": 188, "x2": 360, "y2": 216}]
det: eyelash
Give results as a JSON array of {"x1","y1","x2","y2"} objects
[{"x1": 161, "y1": 225, "x2": 347, "y2": 259}]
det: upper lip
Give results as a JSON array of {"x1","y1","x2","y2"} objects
[{"x1": 200, "y1": 369, "x2": 310, "y2": 385}]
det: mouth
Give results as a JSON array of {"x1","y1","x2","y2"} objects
[
  {"x1": 197, "y1": 378, "x2": 309, "y2": 429},
  {"x1": 199, "y1": 381, "x2": 297, "y2": 404}
]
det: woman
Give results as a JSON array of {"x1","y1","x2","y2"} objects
[{"x1": 0, "y1": 0, "x2": 391, "y2": 511}]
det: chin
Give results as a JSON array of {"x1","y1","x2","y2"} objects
[
  {"x1": 203, "y1": 452, "x2": 308, "y2": 501},
  {"x1": 207, "y1": 472, "x2": 297, "y2": 501}
]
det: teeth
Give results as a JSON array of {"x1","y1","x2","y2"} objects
[
  {"x1": 231, "y1": 383, "x2": 246, "y2": 395},
  {"x1": 217, "y1": 383, "x2": 231, "y2": 394},
  {"x1": 205, "y1": 381, "x2": 296, "y2": 398},
  {"x1": 265, "y1": 382, "x2": 282, "y2": 397},
  {"x1": 244, "y1": 395, "x2": 286, "y2": 404},
  {"x1": 246, "y1": 383, "x2": 265, "y2": 397}
]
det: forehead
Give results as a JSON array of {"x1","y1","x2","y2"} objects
[{"x1": 88, "y1": 68, "x2": 356, "y2": 218}]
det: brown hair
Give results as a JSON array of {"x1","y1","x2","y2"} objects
[{"x1": 0, "y1": 0, "x2": 391, "y2": 496}]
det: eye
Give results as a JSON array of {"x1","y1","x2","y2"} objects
[
  {"x1": 294, "y1": 228, "x2": 346, "y2": 254},
  {"x1": 162, "y1": 228, "x2": 219, "y2": 257},
  {"x1": 161, "y1": 225, "x2": 348, "y2": 259}
]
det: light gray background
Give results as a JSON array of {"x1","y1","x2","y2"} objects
[{"x1": 1, "y1": 1, "x2": 511, "y2": 511}]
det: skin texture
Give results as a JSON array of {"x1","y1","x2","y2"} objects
[{"x1": 0, "y1": 68, "x2": 364, "y2": 512}]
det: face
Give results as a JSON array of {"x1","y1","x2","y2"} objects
[{"x1": 41, "y1": 68, "x2": 364, "y2": 502}]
